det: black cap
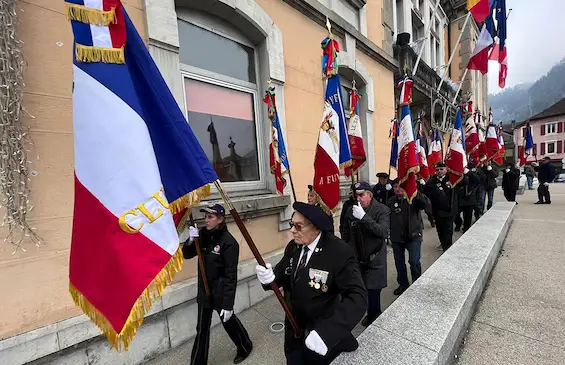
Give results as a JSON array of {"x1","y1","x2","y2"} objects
[
  {"x1": 307, "y1": 185, "x2": 314, "y2": 191},
  {"x1": 544, "y1": 156, "x2": 551, "y2": 160},
  {"x1": 354, "y1": 181, "x2": 372, "y2": 192},
  {"x1": 200, "y1": 204, "x2": 225, "y2": 216},
  {"x1": 292, "y1": 202, "x2": 333, "y2": 232},
  {"x1": 390, "y1": 178, "x2": 399, "y2": 186},
  {"x1": 436, "y1": 162, "x2": 446, "y2": 168},
  {"x1": 376, "y1": 172, "x2": 389, "y2": 178},
  {"x1": 468, "y1": 162, "x2": 475, "y2": 169}
]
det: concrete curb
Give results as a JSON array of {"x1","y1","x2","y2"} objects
[{"x1": 333, "y1": 202, "x2": 516, "y2": 365}]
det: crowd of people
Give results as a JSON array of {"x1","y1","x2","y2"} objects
[{"x1": 179, "y1": 157, "x2": 557, "y2": 365}]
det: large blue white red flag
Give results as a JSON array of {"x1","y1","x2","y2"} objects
[
  {"x1": 445, "y1": 107, "x2": 467, "y2": 186},
  {"x1": 65, "y1": 0, "x2": 218, "y2": 350},
  {"x1": 345, "y1": 86, "x2": 366, "y2": 176},
  {"x1": 314, "y1": 36, "x2": 351, "y2": 213},
  {"x1": 397, "y1": 104, "x2": 419, "y2": 203},
  {"x1": 389, "y1": 118, "x2": 399, "y2": 169},
  {"x1": 427, "y1": 130, "x2": 443, "y2": 173},
  {"x1": 485, "y1": 109, "x2": 500, "y2": 163},
  {"x1": 415, "y1": 119, "x2": 429, "y2": 180},
  {"x1": 264, "y1": 86, "x2": 289, "y2": 195},
  {"x1": 520, "y1": 121, "x2": 534, "y2": 166}
]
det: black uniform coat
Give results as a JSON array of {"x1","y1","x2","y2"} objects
[
  {"x1": 339, "y1": 197, "x2": 356, "y2": 239},
  {"x1": 424, "y1": 174, "x2": 460, "y2": 218},
  {"x1": 387, "y1": 192, "x2": 427, "y2": 243},
  {"x1": 341, "y1": 198, "x2": 390, "y2": 290},
  {"x1": 501, "y1": 167, "x2": 520, "y2": 192},
  {"x1": 266, "y1": 232, "x2": 367, "y2": 355},
  {"x1": 481, "y1": 165, "x2": 499, "y2": 190},
  {"x1": 457, "y1": 171, "x2": 480, "y2": 207},
  {"x1": 182, "y1": 223, "x2": 239, "y2": 310},
  {"x1": 371, "y1": 182, "x2": 389, "y2": 204},
  {"x1": 537, "y1": 163, "x2": 557, "y2": 184}
]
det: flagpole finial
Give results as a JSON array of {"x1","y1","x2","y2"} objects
[
  {"x1": 352, "y1": 78, "x2": 356, "y2": 90},
  {"x1": 326, "y1": 17, "x2": 332, "y2": 35},
  {"x1": 267, "y1": 79, "x2": 272, "y2": 85}
]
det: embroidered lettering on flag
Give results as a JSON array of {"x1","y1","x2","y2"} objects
[{"x1": 345, "y1": 86, "x2": 366, "y2": 176}]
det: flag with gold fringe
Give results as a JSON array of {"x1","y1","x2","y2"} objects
[{"x1": 65, "y1": 0, "x2": 218, "y2": 350}]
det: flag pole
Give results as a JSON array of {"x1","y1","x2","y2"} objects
[
  {"x1": 437, "y1": 12, "x2": 472, "y2": 92},
  {"x1": 452, "y1": 68, "x2": 468, "y2": 105},
  {"x1": 287, "y1": 170, "x2": 297, "y2": 202},
  {"x1": 188, "y1": 214, "x2": 211, "y2": 298},
  {"x1": 413, "y1": 0, "x2": 443, "y2": 75},
  {"x1": 214, "y1": 180, "x2": 301, "y2": 337}
]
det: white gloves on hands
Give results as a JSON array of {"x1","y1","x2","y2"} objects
[
  {"x1": 255, "y1": 263, "x2": 275, "y2": 285},
  {"x1": 544, "y1": 182, "x2": 550, "y2": 187},
  {"x1": 464, "y1": 168, "x2": 469, "y2": 174},
  {"x1": 471, "y1": 168, "x2": 477, "y2": 172},
  {"x1": 352, "y1": 203, "x2": 366, "y2": 220},
  {"x1": 305, "y1": 330, "x2": 328, "y2": 356},
  {"x1": 419, "y1": 179, "x2": 426, "y2": 185},
  {"x1": 385, "y1": 183, "x2": 392, "y2": 191},
  {"x1": 487, "y1": 166, "x2": 493, "y2": 171},
  {"x1": 220, "y1": 309, "x2": 233, "y2": 323},
  {"x1": 505, "y1": 168, "x2": 510, "y2": 173},
  {"x1": 188, "y1": 226, "x2": 199, "y2": 243}
]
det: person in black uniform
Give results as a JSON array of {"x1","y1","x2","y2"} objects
[
  {"x1": 473, "y1": 162, "x2": 487, "y2": 220},
  {"x1": 480, "y1": 162, "x2": 498, "y2": 211},
  {"x1": 183, "y1": 204, "x2": 253, "y2": 365},
  {"x1": 372, "y1": 172, "x2": 392, "y2": 204},
  {"x1": 255, "y1": 202, "x2": 367, "y2": 365},
  {"x1": 454, "y1": 164, "x2": 480, "y2": 232},
  {"x1": 308, "y1": 185, "x2": 334, "y2": 231},
  {"x1": 535, "y1": 157, "x2": 557, "y2": 204},
  {"x1": 339, "y1": 184, "x2": 356, "y2": 239},
  {"x1": 424, "y1": 163, "x2": 459, "y2": 251},
  {"x1": 341, "y1": 181, "x2": 390, "y2": 326},
  {"x1": 501, "y1": 162, "x2": 520, "y2": 203},
  {"x1": 387, "y1": 179, "x2": 427, "y2": 295}
]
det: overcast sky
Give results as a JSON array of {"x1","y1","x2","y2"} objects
[{"x1": 488, "y1": 0, "x2": 565, "y2": 94}]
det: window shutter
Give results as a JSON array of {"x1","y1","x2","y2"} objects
[
  {"x1": 533, "y1": 144, "x2": 537, "y2": 155},
  {"x1": 558, "y1": 140, "x2": 563, "y2": 154},
  {"x1": 559, "y1": 122, "x2": 564, "y2": 134},
  {"x1": 541, "y1": 124, "x2": 546, "y2": 135},
  {"x1": 522, "y1": 128, "x2": 525, "y2": 138},
  {"x1": 541, "y1": 142, "x2": 546, "y2": 155}
]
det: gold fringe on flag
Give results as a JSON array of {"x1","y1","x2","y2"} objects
[
  {"x1": 75, "y1": 44, "x2": 125, "y2": 64},
  {"x1": 169, "y1": 184, "x2": 211, "y2": 215},
  {"x1": 66, "y1": 3, "x2": 116, "y2": 26},
  {"x1": 69, "y1": 248, "x2": 184, "y2": 351}
]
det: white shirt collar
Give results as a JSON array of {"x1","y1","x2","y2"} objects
[{"x1": 306, "y1": 232, "x2": 322, "y2": 252}]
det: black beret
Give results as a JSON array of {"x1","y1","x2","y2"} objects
[
  {"x1": 307, "y1": 185, "x2": 314, "y2": 191},
  {"x1": 354, "y1": 181, "x2": 372, "y2": 192},
  {"x1": 436, "y1": 162, "x2": 446, "y2": 168},
  {"x1": 376, "y1": 172, "x2": 389, "y2": 178},
  {"x1": 292, "y1": 202, "x2": 333, "y2": 232},
  {"x1": 390, "y1": 178, "x2": 399, "y2": 186}
]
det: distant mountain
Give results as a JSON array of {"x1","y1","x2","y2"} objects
[{"x1": 489, "y1": 58, "x2": 565, "y2": 124}]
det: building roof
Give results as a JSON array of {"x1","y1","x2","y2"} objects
[{"x1": 529, "y1": 97, "x2": 565, "y2": 121}]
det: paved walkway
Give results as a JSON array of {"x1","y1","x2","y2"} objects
[
  {"x1": 457, "y1": 184, "x2": 565, "y2": 364},
  {"x1": 144, "y1": 219, "x2": 454, "y2": 364}
]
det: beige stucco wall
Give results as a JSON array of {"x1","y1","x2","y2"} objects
[
  {"x1": 366, "y1": 0, "x2": 385, "y2": 47},
  {"x1": 1, "y1": 0, "x2": 394, "y2": 339}
]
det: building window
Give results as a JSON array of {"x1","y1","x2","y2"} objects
[
  {"x1": 546, "y1": 122, "x2": 557, "y2": 134},
  {"x1": 178, "y1": 15, "x2": 264, "y2": 189},
  {"x1": 547, "y1": 141, "x2": 556, "y2": 154}
]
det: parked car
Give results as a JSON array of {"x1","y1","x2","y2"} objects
[{"x1": 555, "y1": 173, "x2": 565, "y2": 183}]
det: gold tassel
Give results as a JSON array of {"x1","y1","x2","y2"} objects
[
  {"x1": 66, "y1": 3, "x2": 116, "y2": 26},
  {"x1": 69, "y1": 248, "x2": 184, "y2": 351},
  {"x1": 75, "y1": 44, "x2": 125, "y2": 64},
  {"x1": 169, "y1": 184, "x2": 211, "y2": 215}
]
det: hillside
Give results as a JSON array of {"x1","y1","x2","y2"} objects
[{"x1": 489, "y1": 58, "x2": 565, "y2": 123}]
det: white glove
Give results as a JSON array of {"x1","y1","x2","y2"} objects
[
  {"x1": 464, "y1": 168, "x2": 469, "y2": 174},
  {"x1": 305, "y1": 330, "x2": 328, "y2": 356},
  {"x1": 544, "y1": 182, "x2": 550, "y2": 187},
  {"x1": 220, "y1": 309, "x2": 233, "y2": 322},
  {"x1": 352, "y1": 203, "x2": 366, "y2": 220},
  {"x1": 255, "y1": 263, "x2": 275, "y2": 285},
  {"x1": 385, "y1": 183, "x2": 392, "y2": 191},
  {"x1": 188, "y1": 226, "x2": 199, "y2": 243},
  {"x1": 505, "y1": 168, "x2": 510, "y2": 173},
  {"x1": 419, "y1": 179, "x2": 426, "y2": 185},
  {"x1": 516, "y1": 163, "x2": 521, "y2": 169},
  {"x1": 487, "y1": 166, "x2": 492, "y2": 171},
  {"x1": 471, "y1": 168, "x2": 477, "y2": 172}
]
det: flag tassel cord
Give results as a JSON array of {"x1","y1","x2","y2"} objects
[
  {"x1": 69, "y1": 248, "x2": 184, "y2": 351},
  {"x1": 168, "y1": 184, "x2": 211, "y2": 215},
  {"x1": 75, "y1": 44, "x2": 125, "y2": 64},
  {"x1": 66, "y1": 3, "x2": 116, "y2": 26}
]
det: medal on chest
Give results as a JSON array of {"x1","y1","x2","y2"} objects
[{"x1": 309, "y1": 268, "x2": 329, "y2": 291}]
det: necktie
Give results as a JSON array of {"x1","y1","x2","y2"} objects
[{"x1": 294, "y1": 246, "x2": 309, "y2": 279}]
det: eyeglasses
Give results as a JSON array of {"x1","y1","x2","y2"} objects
[{"x1": 289, "y1": 221, "x2": 311, "y2": 231}]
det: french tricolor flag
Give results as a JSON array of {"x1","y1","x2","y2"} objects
[
  {"x1": 415, "y1": 120, "x2": 429, "y2": 180},
  {"x1": 66, "y1": 0, "x2": 218, "y2": 350},
  {"x1": 397, "y1": 105, "x2": 419, "y2": 203},
  {"x1": 445, "y1": 107, "x2": 467, "y2": 186},
  {"x1": 485, "y1": 111, "x2": 500, "y2": 163},
  {"x1": 427, "y1": 130, "x2": 443, "y2": 174}
]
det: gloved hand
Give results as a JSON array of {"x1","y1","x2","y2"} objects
[
  {"x1": 487, "y1": 166, "x2": 493, "y2": 171},
  {"x1": 464, "y1": 168, "x2": 469, "y2": 174},
  {"x1": 419, "y1": 179, "x2": 426, "y2": 185},
  {"x1": 385, "y1": 183, "x2": 392, "y2": 191},
  {"x1": 255, "y1": 263, "x2": 275, "y2": 285},
  {"x1": 305, "y1": 330, "x2": 328, "y2": 356},
  {"x1": 188, "y1": 226, "x2": 199, "y2": 243},
  {"x1": 220, "y1": 309, "x2": 233, "y2": 323},
  {"x1": 516, "y1": 163, "x2": 521, "y2": 169},
  {"x1": 505, "y1": 168, "x2": 510, "y2": 173},
  {"x1": 471, "y1": 168, "x2": 477, "y2": 172},
  {"x1": 544, "y1": 182, "x2": 550, "y2": 187},
  {"x1": 352, "y1": 203, "x2": 366, "y2": 220}
]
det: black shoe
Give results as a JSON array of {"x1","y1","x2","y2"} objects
[
  {"x1": 430, "y1": 221, "x2": 436, "y2": 228},
  {"x1": 361, "y1": 315, "x2": 378, "y2": 327},
  {"x1": 535, "y1": 201, "x2": 545, "y2": 204},
  {"x1": 546, "y1": 201, "x2": 551, "y2": 204},
  {"x1": 394, "y1": 286, "x2": 408, "y2": 295},
  {"x1": 234, "y1": 346, "x2": 253, "y2": 364},
  {"x1": 454, "y1": 226, "x2": 461, "y2": 232}
]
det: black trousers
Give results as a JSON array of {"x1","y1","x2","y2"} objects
[
  {"x1": 284, "y1": 332, "x2": 357, "y2": 365},
  {"x1": 434, "y1": 215, "x2": 454, "y2": 251},
  {"x1": 504, "y1": 189, "x2": 517, "y2": 202},
  {"x1": 454, "y1": 207, "x2": 474, "y2": 232},
  {"x1": 538, "y1": 184, "x2": 551, "y2": 203},
  {"x1": 367, "y1": 288, "x2": 382, "y2": 321},
  {"x1": 191, "y1": 305, "x2": 252, "y2": 365}
]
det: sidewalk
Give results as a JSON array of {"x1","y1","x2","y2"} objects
[
  {"x1": 457, "y1": 184, "x2": 565, "y2": 364},
  {"x1": 144, "y1": 221, "x2": 453, "y2": 365}
]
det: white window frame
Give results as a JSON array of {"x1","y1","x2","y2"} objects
[
  {"x1": 546, "y1": 122, "x2": 558, "y2": 135},
  {"x1": 546, "y1": 140, "x2": 557, "y2": 155},
  {"x1": 177, "y1": 14, "x2": 268, "y2": 194}
]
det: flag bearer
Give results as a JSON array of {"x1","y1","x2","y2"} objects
[
  {"x1": 255, "y1": 202, "x2": 367, "y2": 365},
  {"x1": 454, "y1": 163, "x2": 481, "y2": 232},
  {"x1": 535, "y1": 157, "x2": 557, "y2": 204},
  {"x1": 372, "y1": 172, "x2": 392, "y2": 204},
  {"x1": 184, "y1": 204, "x2": 253, "y2": 365}
]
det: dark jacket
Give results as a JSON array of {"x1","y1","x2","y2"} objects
[
  {"x1": 371, "y1": 182, "x2": 390, "y2": 204},
  {"x1": 387, "y1": 192, "x2": 427, "y2": 242},
  {"x1": 341, "y1": 198, "x2": 390, "y2": 289},
  {"x1": 317, "y1": 203, "x2": 335, "y2": 232},
  {"x1": 502, "y1": 167, "x2": 520, "y2": 191},
  {"x1": 182, "y1": 223, "x2": 239, "y2": 310},
  {"x1": 524, "y1": 165, "x2": 536, "y2": 177},
  {"x1": 481, "y1": 165, "x2": 498, "y2": 190},
  {"x1": 424, "y1": 174, "x2": 460, "y2": 218},
  {"x1": 339, "y1": 197, "x2": 356, "y2": 239},
  {"x1": 457, "y1": 171, "x2": 481, "y2": 207},
  {"x1": 266, "y1": 232, "x2": 367, "y2": 354},
  {"x1": 537, "y1": 163, "x2": 557, "y2": 184}
]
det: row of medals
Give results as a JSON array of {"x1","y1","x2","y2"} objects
[{"x1": 309, "y1": 270, "x2": 328, "y2": 292}]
